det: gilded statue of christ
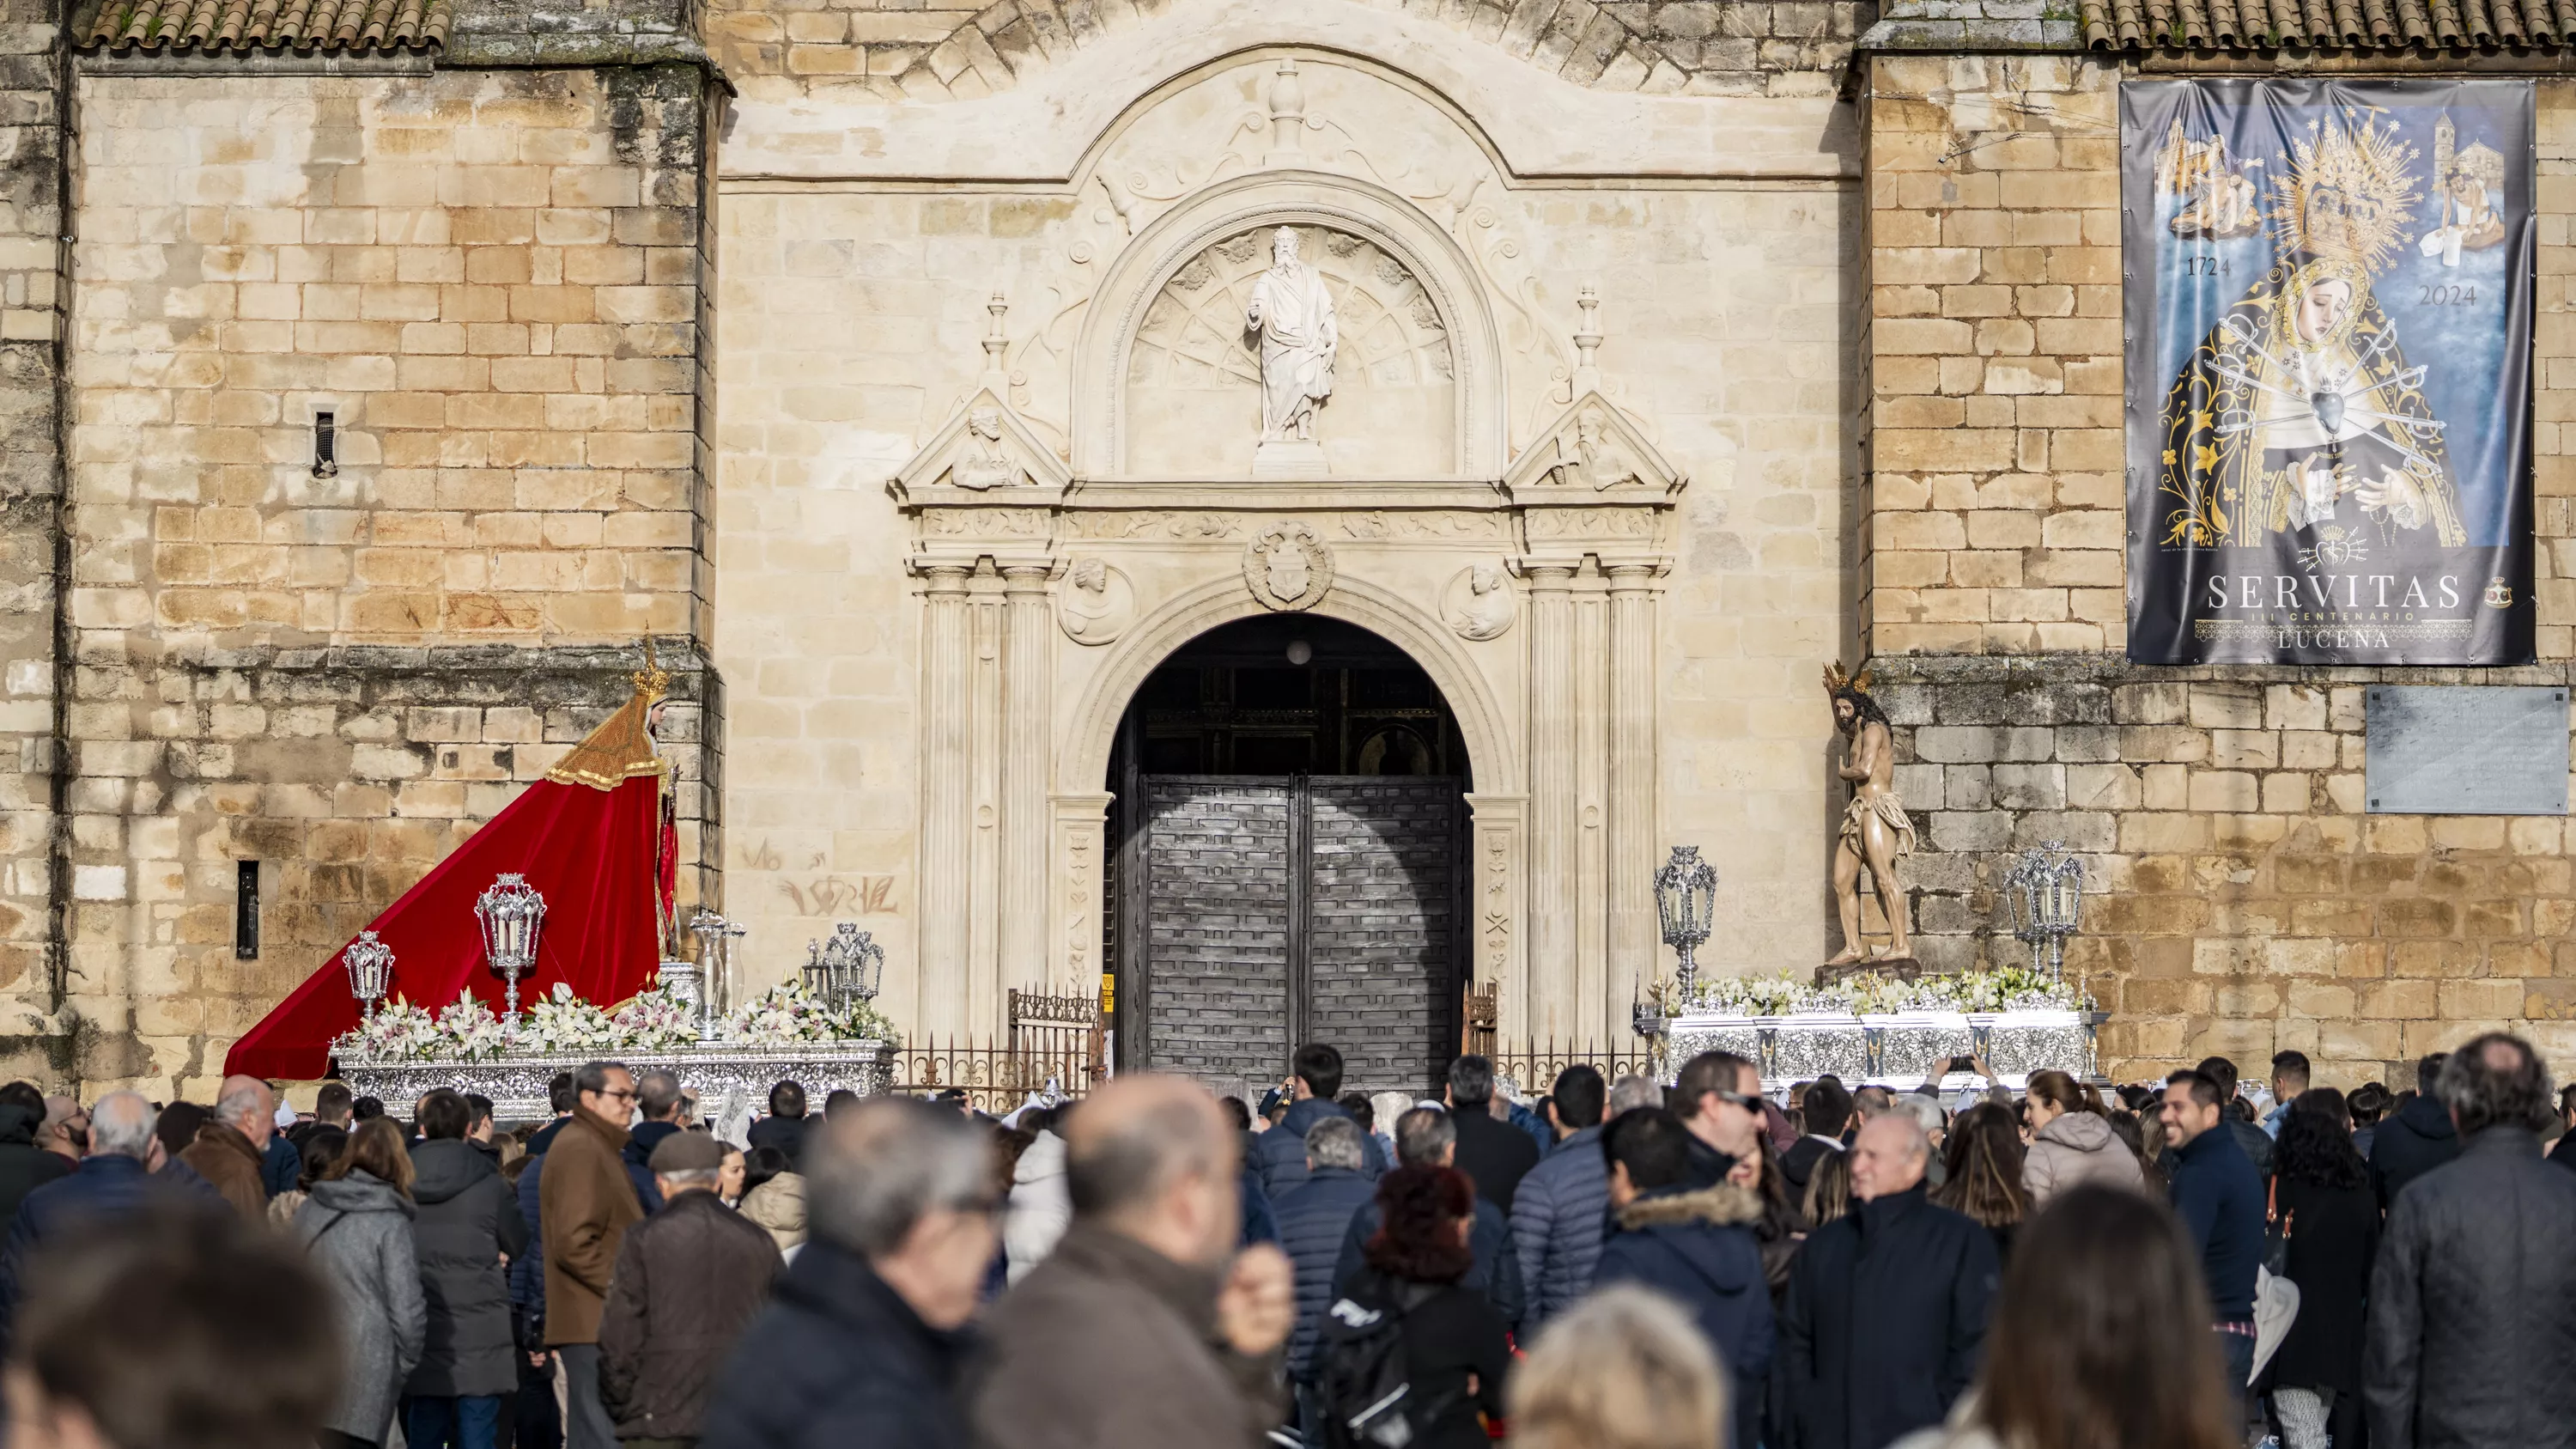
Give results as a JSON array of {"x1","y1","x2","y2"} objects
[{"x1": 1244, "y1": 227, "x2": 1337, "y2": 442}]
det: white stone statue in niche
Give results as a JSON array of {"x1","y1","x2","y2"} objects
[
  {"x1": 949, "y1": 407, "x2": 1022, "y2": 490},
  {"x1": 1547, "y1": 406, "x2": 1644, "y2": 491},
  {"x1": 1244, "y1": 227, "x2": 1338, "y2": 448}
]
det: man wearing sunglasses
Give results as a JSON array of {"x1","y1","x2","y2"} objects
[
  {"x1": 542, "y1": 1061, "x2": 646, "y2": 1449},
  {"x1": 1673, "y1": 1051, "x2": 1767, "y2": 1189}
]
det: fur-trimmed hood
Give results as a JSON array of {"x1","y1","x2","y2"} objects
[{"x1": 1613, "y1": 1180, "x2": 1765, "y2": 1233}]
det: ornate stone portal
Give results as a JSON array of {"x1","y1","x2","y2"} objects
[{"x1": 836, "y1": 45, "x2": 1762, "y2": 1056}]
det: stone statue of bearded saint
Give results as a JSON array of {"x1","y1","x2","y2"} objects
[{"x1": 1244, "y1": 227, "x2": 1338, "y2": 442}]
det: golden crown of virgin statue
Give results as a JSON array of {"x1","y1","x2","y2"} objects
[{"x1": 2263, "y1": 115, "x2": 2421, "y2": 278}]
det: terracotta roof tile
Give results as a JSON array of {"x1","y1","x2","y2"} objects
[
  {"x1": 75, "y1": 0, "x2": 449, "y2": 52},
  {"x1": 2080, "y1": 0, "x2": 2574, "y2": 43}
]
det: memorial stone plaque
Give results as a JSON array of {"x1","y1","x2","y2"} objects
[{"x1": 2365, "y1": 686, "x2": 2569, "y2": 815}]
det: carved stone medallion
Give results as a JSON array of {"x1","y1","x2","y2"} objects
[
  {"x1": 1057, "y1": 557, "x2": 1137, "y2": 646},
  {"x1": 1243, "y1": 522, "x2": 1334, "y2": 612},
  {"x1": 1441, "y1": 563, "x2": 1516, "y2": 641}
]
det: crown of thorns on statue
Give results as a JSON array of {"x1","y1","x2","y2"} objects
[{"x1": 1822, "y1": 661, "x2": 1889, "y2": 728}]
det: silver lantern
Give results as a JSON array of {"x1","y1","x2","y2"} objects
[
  {"x1": 804, "y1": 922, "x2": 884, "y2": 1012},
  {"x1": 1654, "y1": 844, "x2": 1718, "y2": 1001},
  {"x1": 2005, "y1": 841, "x2": 2085, "y2": 982},
  {"x1": 475, "y1": 874, "x2": 547, "y2": 1031},
  {"x1": 342, "y1": 929, "x2": 394, "y2": 1020}
]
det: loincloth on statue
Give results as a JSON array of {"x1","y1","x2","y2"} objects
[{"x1": 1838, "y1": 791, "x2": 1916, "y2": 857}]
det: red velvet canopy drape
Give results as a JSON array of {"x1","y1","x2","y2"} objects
[{"x1": 223, "y1": 770, "x2": 665, "y2": 1081}]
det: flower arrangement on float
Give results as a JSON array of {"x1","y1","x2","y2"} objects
[
  {"x1": 333, "y1": 978, "x2": 897, "y2": 1062},
  {"x1": 1683, "y1": 963, "x2": 2075, "y2": 1018},
  {"x1": 723, "y1": 979, "x2": 898, "y2": 1049}
]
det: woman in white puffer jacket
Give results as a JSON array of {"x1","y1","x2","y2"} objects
[
  {"x1": 1004, "y1": 1121, "x2": 1071, "y2": 1282},
  {"x1": 2020, "y1": 1069, "x2": 2144, "y2": 1206}
]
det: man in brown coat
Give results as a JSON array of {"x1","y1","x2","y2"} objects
[
  {"x1": 543, "y1": 1061, "x2": 645, "y2": 1449},
  {"x1": 600, "y1": 1132, "x2": 781, "y2": 1447},
  {"x1": 969, "y1": 1074, "x2": 1296, "y2": 1449},
  {"x1": 179, "y1": 1075, "x2": 275, "y2": 1222}
]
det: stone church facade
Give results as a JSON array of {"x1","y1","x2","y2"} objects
[{"x1": 9, "y1": 0, "x2": 2573, "y2": 1093}]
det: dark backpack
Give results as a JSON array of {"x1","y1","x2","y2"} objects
[{"x1": 1310, "y1": 1277, "x2": 1455, "y2": 1449}]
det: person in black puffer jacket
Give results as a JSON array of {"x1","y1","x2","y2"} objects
[
  {"x1": 406, "y1": 1088, "x2": 530, "y2": 1449},
  {"x1": 0, "y1": 1083, "x2": 70, "y2": 1227},
  {"x1": 1510, "y1": 1067, "x2": 1611, "y2": 1334},
  {"x1": 2370, "y1": 1055, "x2": 2464, "y2": 1209},
  {"x1": 1591, "y1": 1108, "x2": 1773, "y2": 1449},
  {"x1": 2366, "y1": 1034, "x2": 2576, "y2": 1449},
  {"x1": 704, "y1": 1100, "x2": 994, "y2": 1449},
  {"x1": 1273, "y1": 1116, "x2": 1378, "y2": 1432}
]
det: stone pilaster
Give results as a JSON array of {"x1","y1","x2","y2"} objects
[
  {"x1": 967, "y1": 579, "x2": 1002, "y2": 1029},
  {"x1": 1523, "y1": 564, "x2": 1577, "y2": 1038},
  {"x1": 1607, "y1": 565, "x2": 1659, "y2": 1040},
  {"x1": 999, "y1": 566, "x2": 1053, "y2": 993},
  {"x1": 1464, "y1": 793, "x2": 1528, "y2": 1044},
  {"x1": 916, "y1": 565, "x2": 974, "y2": 1037},
  {"x1": 1574, "y1": 575, "x2": 1609, "y2": 1038},
  {"x1": 1050, "y1": 792, "x2": 1113, "y2": 1002}
]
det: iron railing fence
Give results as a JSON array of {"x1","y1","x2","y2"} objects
[{"x1": 886, "y1": 986, "x2": 1107, "y2": 1111}]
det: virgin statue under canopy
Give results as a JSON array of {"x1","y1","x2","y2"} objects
[{"x1": 2157, "y1": 114, "x2": 2466, "y2": 556}]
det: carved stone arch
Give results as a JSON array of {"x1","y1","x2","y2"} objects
[
  {"x1": 1060, "y1": 44, "x2": 1517, "y2": 203},
  {"x1": 1072, "y1": 172, "x2": 1508, "y2": 480},
  {"x1": 1060, "y1": 571, "x2": 1521, "y2": 797},
  {"x1": 855, "y1": 0, "x2": 1691, "y2": 109}
]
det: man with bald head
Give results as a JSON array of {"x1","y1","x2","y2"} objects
[
  {"x1": 1777, "y1": 1111, "x2": 1996, "y2": 1449},
  {"x1": 970, "y1": 1074, "x2": 1296, "y2": 1449},
  {"x1": 179, "y1": 1075, "x2": 278, "y2": 1221}
]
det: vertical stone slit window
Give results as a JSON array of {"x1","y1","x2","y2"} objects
[
  {"x1": 313, "y1": 411, "x2": 338, "y2": 478},
  {"x1": 234, "y1": 860, "x2": 260, "y2": 960}
]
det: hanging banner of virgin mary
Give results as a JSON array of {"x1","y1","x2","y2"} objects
[{"x1": 2123, "y1": 80, "x2": 2533, "y2": 665}]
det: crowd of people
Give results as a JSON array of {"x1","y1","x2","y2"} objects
[{"x1": 0, "y1": 1032, "x2": 2567, "y2": 1449}]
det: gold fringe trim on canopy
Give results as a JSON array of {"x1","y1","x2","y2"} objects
[{"x1": 545, "y1": 646, "x2": 672, "y2": 793}]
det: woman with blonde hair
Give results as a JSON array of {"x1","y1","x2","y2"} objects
[
  {"x1": 2021, "y1": 1069, "x2": 2142, "y2": 1205},
  {"x1": 1509, "y1": 1285, "x2": 1725, "y2": 1449}
]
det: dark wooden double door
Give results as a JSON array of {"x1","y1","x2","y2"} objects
[{"x1": 1115, "y1": 774, "x2": 1463, "y2": 1095}]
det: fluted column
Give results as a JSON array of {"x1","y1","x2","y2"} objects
[
  {"x1": 917, "y1": 565, "x2": 975, "y2": 1038},
  {"x1": 968, "y1": 582, "x2": 1003, "y2": 1031},
  {"x1": 1524, "y1": 564, "x2": 1577, "y2": 1038},
  {"x1": 999, "y1": 566, "x2": 1053, "y2": 994},
  {"x1": 1575, "y1": 576, "x2": 1607, "y2": 1035},
  {"x1": 1607, "y1": 565, "x2": 1658, "y2": 1043}
]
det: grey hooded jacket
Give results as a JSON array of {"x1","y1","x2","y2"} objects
[{"x1": 296, "y1": 1172, "x2": 428, "y2": 1441}]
